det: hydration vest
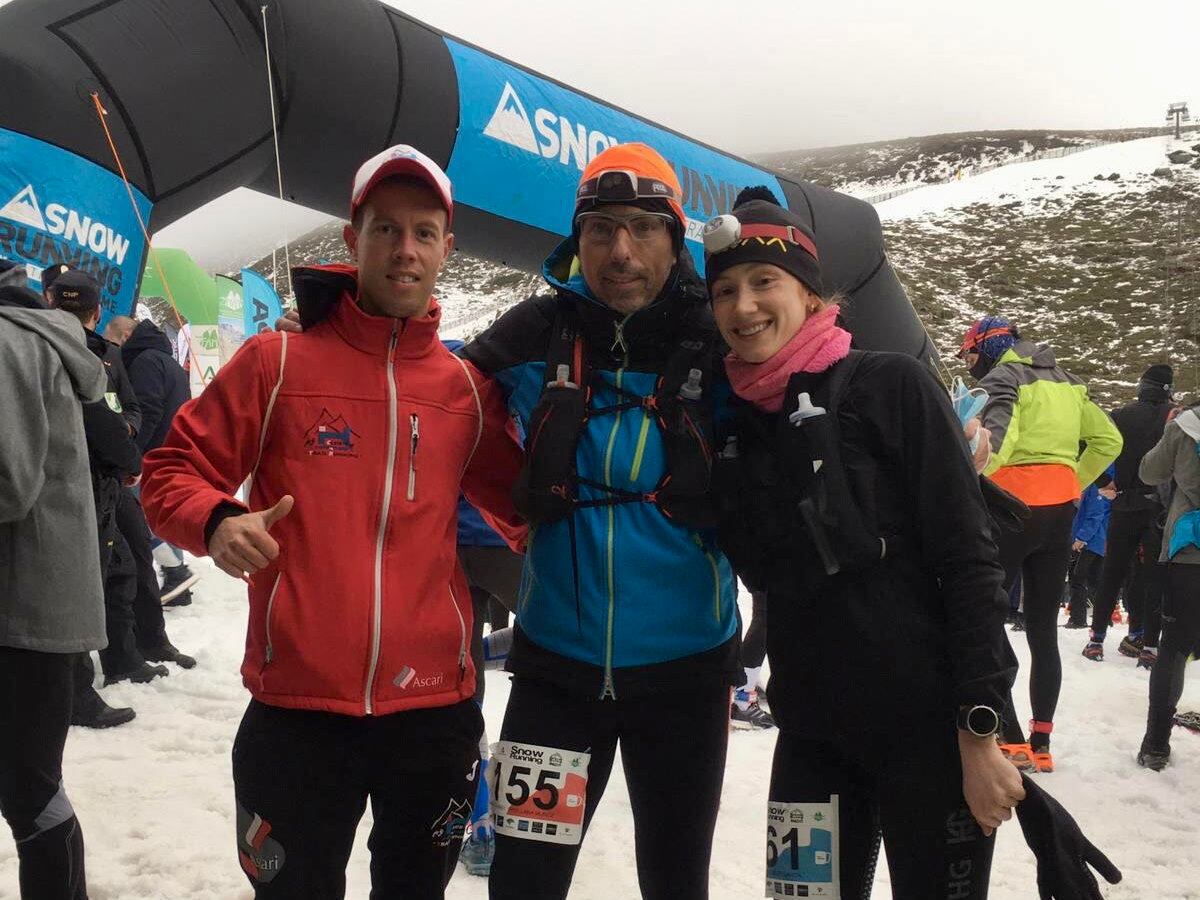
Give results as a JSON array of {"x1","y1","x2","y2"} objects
[
  {"x1": 713, "y1": 351, "x2": 1028, "y2": 592},
  {"x1": 513, "y1": 297, "x2": 718, "y2": 530}
]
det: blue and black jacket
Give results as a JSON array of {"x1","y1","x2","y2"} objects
[
  {"x1": 1072, "y1": 465, "x2": 1114, "y2": 557},
  {"x1": 461, "y1": 239, "x2": 740, "y2": 698}
]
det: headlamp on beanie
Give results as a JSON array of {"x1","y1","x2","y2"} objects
[
  {"x1": 576, "y1": 169, "x2": 679, "y2": 207},
  {"x1": 571, "y1": 143, "x2": 687, "y2": 251},
  {"x1": 702, "y1": 193, "x2": 823, "y2": 299},
  {"x1": 702, "y1": 214, "x2": 820, "y2": 261}
]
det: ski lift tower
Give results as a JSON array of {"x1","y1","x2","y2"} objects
[{"x1": 1166, "y1": 102, "x2": 1190, "y2": 140}]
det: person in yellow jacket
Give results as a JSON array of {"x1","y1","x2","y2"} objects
[{"x1": 960, "y1": 316, "x2": 1122, "y2": 771}]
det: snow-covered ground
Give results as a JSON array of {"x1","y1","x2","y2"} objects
[
  {"x1": 2, "y1": 556, "x2": 1197, "y2": 899},
  {"x1": 875, "y1": 134, "x2": 1193, "y2": 222}
]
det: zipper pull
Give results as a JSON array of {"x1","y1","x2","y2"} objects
[
  {"x1": 407, "y1": 413, "x2": 420, "y2": 501},
  {"x1": 599, "y1": 673, "x2": 616, "y2": 700}
]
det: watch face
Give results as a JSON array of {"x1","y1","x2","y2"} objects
[{"x1": 967, "y1": 706, "x2": 999, "y2": 736}]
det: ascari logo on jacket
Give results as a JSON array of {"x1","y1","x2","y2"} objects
[{"x1": 393, "y1": 667, "x2": 445, "y2": 690}]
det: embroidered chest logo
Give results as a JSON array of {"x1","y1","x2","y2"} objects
[{"x1": 303, "y1": 409, "x2": 361, "y2": 458}]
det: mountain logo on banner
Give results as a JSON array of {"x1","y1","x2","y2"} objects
[
  {"x1": 0, "y1": 185, "x2": 47, "y2": 230},
  {"x1": 483, "y1": 82, "x2": 539, "y2": 155}
]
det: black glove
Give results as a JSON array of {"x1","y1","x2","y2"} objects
[{"x1": 1015, "y1": 774, "x2": 1121, "y2": 899}]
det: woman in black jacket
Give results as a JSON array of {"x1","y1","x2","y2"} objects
[{"x1": 702, "y1": 190, "x2": 1116, "y2": 899}]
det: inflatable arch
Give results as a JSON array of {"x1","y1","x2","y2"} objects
[{"x1": 0, "y1": 0, "x2": 932, "y2": 358}]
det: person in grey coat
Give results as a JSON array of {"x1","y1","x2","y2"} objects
[
  {"x1": 1136, "y1": 402, "x2": 1200, "y2": 770},
  {"x1": 0, "y1": 281, "x2": 107, "y2": 899}
]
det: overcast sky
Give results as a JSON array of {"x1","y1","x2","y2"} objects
[
  {"x1": 148, "y1": 0, "x2": 1199, "y2": 269},
  {"x1": 400, "y1": 0, "x2": 1197, "y2": 154}
]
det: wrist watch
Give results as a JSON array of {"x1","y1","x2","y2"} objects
[{"x1": 957, "y1": 704, "x2": 1001, "y2": 738}]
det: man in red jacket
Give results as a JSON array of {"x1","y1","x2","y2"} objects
[{"x1": 141, "y1": 145, "x2": 525, "y2": 898}]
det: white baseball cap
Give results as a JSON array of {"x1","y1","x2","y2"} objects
[{"x1": 350, "y1": 144, "x2": 454, "y2": 226}]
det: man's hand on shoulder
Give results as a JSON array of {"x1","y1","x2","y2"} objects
[
  {"x1": 209, "y1": 495, "x2": 294, "y2": 578},
  {"x1": 275, "y1": 308, "x2": 303, "y2": 334}
]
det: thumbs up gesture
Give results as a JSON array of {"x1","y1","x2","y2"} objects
[{"x1": 209, "y1": 495, "x2": 294, "y2": 579}]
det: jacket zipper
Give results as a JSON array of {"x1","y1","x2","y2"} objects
[
  {"x1": 262, "y1": 572, "x2": 283, "y2": 666},
  {"x1": 448, "y1": 585, "x2": 468, "y2": 685},
  {"x1": 600, "y1": 344, "x2": 630, "y2": 700},
  {"x1": 407, "y1": 413, "x2": 419, "y2": 501},
  {"x1": 365, "y1": 325, "x2": 400, "y2": 714}
]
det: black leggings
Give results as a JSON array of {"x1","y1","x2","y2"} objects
[
  {"x1": 231, "y1": 699, "x2": 482, "y2": 899},
  {"x1": 1067, "y1": 549, "x2": 1103, "y2": 623},
  {"x1": 1090, "y1": 508, "x2": 1165, "y2": 645},
  {"x1": 996, "y1": 502, "x2": 1075, "y2": 745},
  {"x1": 742, "y1": 589, "x2": 768, "y2": 669},
  {"x1": 1144, "y1": 564, "x2": 1200, "y2": 751},
  {"x1": 0, "y1": 648, "x2": 88, "y2": 900},
  {"x1": 769, "y1": 728, "x2": 994, "y2": 899},
  {"x1": 489, "y1": 677, "x2": 730, "y2": 900}
]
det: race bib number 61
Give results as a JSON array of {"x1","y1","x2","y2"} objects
[
  {"x1": 489, "y1": 741, "x2": 590, "y2": 846},
  {"x1": 765, "y1": 797, "x2": 840, "y2": 898}
]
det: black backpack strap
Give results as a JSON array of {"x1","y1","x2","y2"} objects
[
  {"x1": 544, "y1": 297, "x2": 586, "y2": 389},
  {"x1": 814, "y1": 349, "x2": 867, "y2": 419}
]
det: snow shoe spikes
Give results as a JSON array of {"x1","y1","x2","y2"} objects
[
  {"x1": 1118, "y1": 635, "x2": 1144, "y2": 658},
  {"x1": 1174, "y1": 711, "x2": 1200, "y2": 734}
]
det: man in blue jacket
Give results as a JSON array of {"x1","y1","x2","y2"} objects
[{"x1": 460, "y1": 142, "x2": 739, "y2": 900}]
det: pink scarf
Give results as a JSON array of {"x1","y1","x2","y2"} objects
[{"x1": 725, "y1": 305, "x2": 852, "y2": 413}]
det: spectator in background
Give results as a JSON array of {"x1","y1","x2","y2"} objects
[
  {"x1": 1, "y1": 275, "x2": 107, "y2": 895},
  {"x1": 105, "y1": 315, "x2": 202, "y2": 607},
  {"x1": 1085, "y1": 365, "x2": 1174, "y2": 665},
  {"x1": 1135, "y1": 401, "x2": 1200, "y2": 770},
  {"x1": 45, "y1": 270, "x2": 173, "y2": 699},
  {"x1": 1065, "y1": 464, "x2": 1115, "y2": 628},
  {"x1": 960, "y1": 315, "x2": 1121, "y2": 771}
]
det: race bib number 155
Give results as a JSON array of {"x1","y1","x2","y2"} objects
[{"x1": 489, "y1": 741, "x2": 590, "y2": 846}]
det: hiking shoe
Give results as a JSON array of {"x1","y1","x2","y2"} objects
[
  {"x1": 160, "y1": 564, "x2": 200, "y2": 604},
  {"x1": 1119, "y1": 635, "x2": 1144, "y2": 658},
  {"x1": 1137, "y1": 746, "x2": 1170, "y2": 771},
  {"x1": 103, "y1": 662, "x2": 168, "y2": 686},
  {"x1": 163, "y1": 589, "x2": 193, "y2": 608},
  {"x1": 459, "y1": 828, "x2": 494, "y2": 877},
  {"x1": 1063, "y1": 619, "x2": 1089, "y2": 630},
  {"x1": 1082, "y1": 642, "x2": 1104, "y2": 662},
  {"x1": 71, "y1": 699, "x2": 136, "y2": 729},
  {"x1": 1136, "y1": 648, "x2": 1157, "y2": 670},
  {"x1": 731, "y1": 699, "x2": 776, "y2": 730},
  {"x1": 140, "y1": 642, "x2": 197, "y2": 670}
]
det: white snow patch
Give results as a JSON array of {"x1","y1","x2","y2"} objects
[{"x1": 876, "y1": 135, "x2": 1191, "y2": 222}]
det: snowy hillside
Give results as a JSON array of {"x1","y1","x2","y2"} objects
[
  {"x1": 2, "y1": 557, "x2": 1197, "y2": 899},
  {"x1": 881, "y1": 133, "x2": 1200, "y2": 404},
  {"x1": 756, "y1": 127, "x2": 1181, "y2": 199}
]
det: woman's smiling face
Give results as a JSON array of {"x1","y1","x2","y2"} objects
[{"x1": 710, "y1": 262, "x2": 819, "y2": 362}]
